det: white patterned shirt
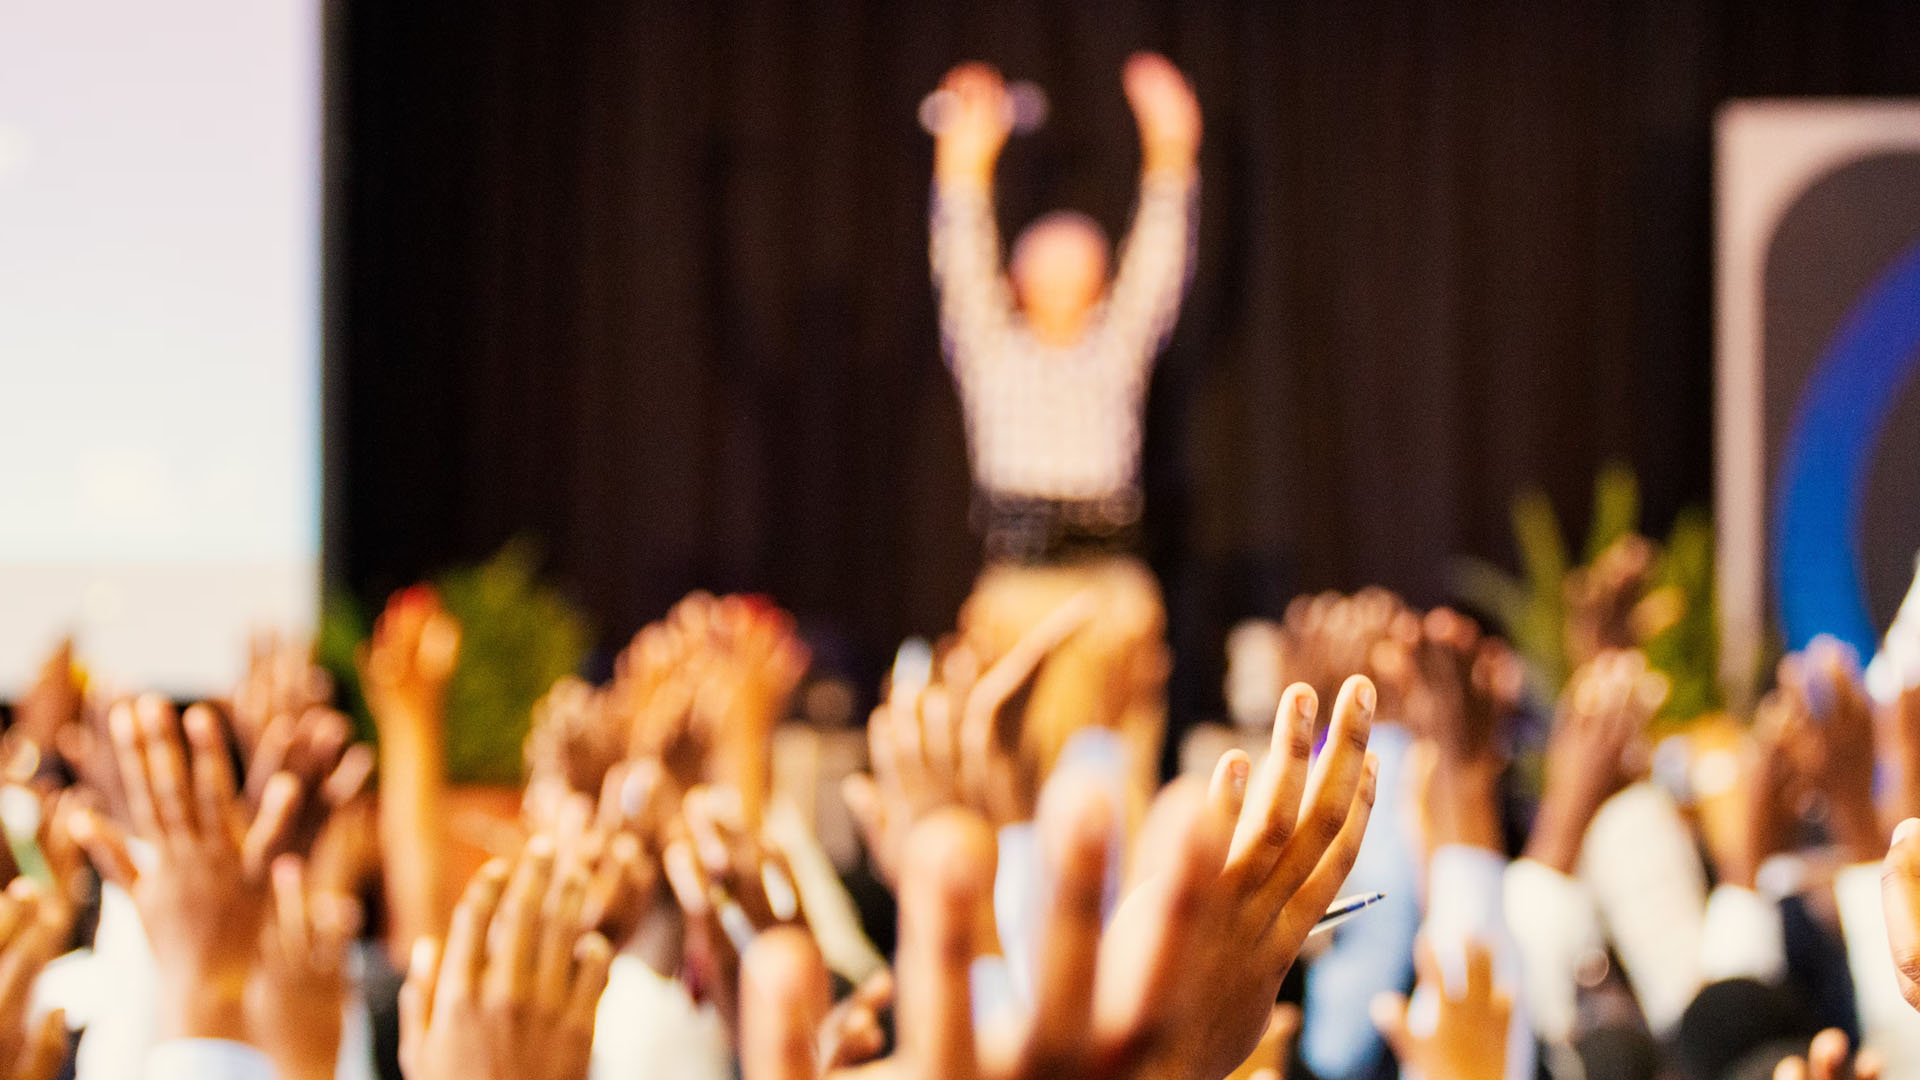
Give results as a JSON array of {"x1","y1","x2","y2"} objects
[{"x1": 930, "y1": 171, "x2": 1196, "y2": 505}]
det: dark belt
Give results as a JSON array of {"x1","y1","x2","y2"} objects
[{"x1": 974, "y1": 491, "x2": 1142, "y2": 566}]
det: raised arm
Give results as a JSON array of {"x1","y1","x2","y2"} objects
[
  {"x1": 1105, "y1": 52, "x2": 1200, "y2": 365},
  {"x1": 929, "y1": 63, "x2": 1017, "y2": 366}
]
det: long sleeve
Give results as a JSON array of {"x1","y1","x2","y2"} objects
[
  {"x1": 1576, "y1": 783, "x2": 1708, "y2": 1035},
  {"x1": 590, "y1": 954, "x2": 732, "y2": 1080},
  {"x1": 146, "y1": 1040, "x2": 276, "y2": 1080},
  {"x1": 1699, "y1": 884, "x2": 1786, "y2": 985},
  {"x1": 929, "y1": 182, "x2": 1015, "y2": 380},
  {"x1": 1503, "y1": 858, "x2": 1603, "y2": 1047},
  {"x1": 1098, "y1": 170, "x2": 1196, "y2": 383}
]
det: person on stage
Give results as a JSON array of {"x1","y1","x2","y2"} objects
[{"x1": 926, "y1": 51, "x2": 1200, "y2": 808}]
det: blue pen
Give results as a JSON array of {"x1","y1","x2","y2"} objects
[{"x1": 1309, "y1": 892, "x2": 1386, "y2": 937}]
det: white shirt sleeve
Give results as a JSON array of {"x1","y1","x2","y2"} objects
[
  {"x1": 1835, "y1": 861, "x2": 1920, "y2": 1077},
  {"x1": 929, "y1": 182, "x2": 1014, "y2": 382},
  {"x1": 1100, "y1": 171, "x2": 1196, "y2": 381},
  {"x1": 146, "y1": 1040, "x2": 276, "y2": 1080},
  {"x1": 1502, "y1": 857, "x2": 1603, "y2": 1046},
  {"x1": 590, "y1": 954, "x2": 732, "y2": 1080},
  {"x1": 1416, "y1": 845, "x2": 1537, "y2": 1080},
  {"x1": 1699, "y1": 884, "x2": 1786, "y2": 985},
  {"x1": 1576, "y1": 783, "x2": 1707, "y2": 1035}
]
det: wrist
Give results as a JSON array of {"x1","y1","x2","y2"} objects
[
  {"x1": 1829, "y1": 793, "x2": 1885, "y2": 862},
  {"x1": 1525, "y1": 798, "x2": 1593, "y2": 875},
  {"x1": 157, "y1": 968, "x2": 252, "y2": 1043},
  {"x1": 934, "y1": 161, "x2": 993, "y2": 190},
  {"x1": 1429, "y1": 760, "x2": 1503, "y2": 852}
]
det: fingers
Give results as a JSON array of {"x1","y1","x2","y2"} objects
[
  {"x1": 271, "y1": 855, "x2": 313, "y2": 967},
  {"x1": 0, "y1": 883, "x2": 49, "y2": 1022},
  {"x1": 183, "y1": 704, "x2": 238, "y2": 842},
  {"x1": 740, "y1": 927, "x2": 830, "y2": 1080},
  {"x1": 68, "y1": 808, "x2": 136, "y2": 891},
  {"x1": 324, "y1": 743, "x2": 377, "y2": 808},
  {"x1": 136, "y1": 696, "x2": 198, "y2": 841},
  {"x1": 399, "y1": 936, "x2": 442, "y2": 1078},
  {"x1": 108, "y1": 701, "x2": 159, "y2": 841},
  {"x1": 1777, "y1": 1058, "x2": 1810, "y2": 1080},
  {"x1": 1027, "y1": 776, "x2": 1114, "y2": 1069},
  {"x1": 1229, "y1": 684, "x2": 1317, "y2": 871},
  {"x1": 565, "y1": 930, "x2": 613, "y2": 1033},
  {"x1": 241, "y1": 772, "x2": 302, "y2": 879},
  {"x1": 17, "y1": 1008, "x2": 67, "y2": 1080},
  {"x1": 536, "y1": 865, "x2": 590, "y2": 1010},
  {"x1": 481, "y1": 837, "x2": 555, "y2": 1011},
  {"x1": 1883, "y1": 818, "x2": 1920, "y2": 1010},
  {"x1": 896, "y1": 810, "x2": 992, "y2": 1080},
  {"x1": 439, "y1": 858, "x2": 510, "y2": 1005},
  {"x1": 1263, "y1": 752, "x2": 1378, "y2": 950},
  {"x1": 1808, "y1": 1028, "x2": 1852, "y2": 1080},
  {"x1": 1205, "y1": 749, "x2": 1251, "y2": 828},
  {"x1": 1287, "y1": 677, "x2": 1374, "y2": 854}
]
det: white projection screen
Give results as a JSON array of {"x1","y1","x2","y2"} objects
[{"x1": 0, "y1": 0, "x2": 322, "y2": 697}]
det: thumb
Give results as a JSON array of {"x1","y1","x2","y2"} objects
[
  {"x1": 740, "y1": 927, "x2": 830, "y2": 1080},
  {"x1": 18, "y1": 1008, "x2": 67, "y2": 1080}
]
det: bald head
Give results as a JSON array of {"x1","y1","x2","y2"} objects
[{"x1": 1009, "y1": 211, "x2": 1110, "y2": 343}]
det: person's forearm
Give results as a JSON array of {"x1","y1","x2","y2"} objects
[
  {"x1": 1429, "y1": 759, "x2": 1503, "y2": 852},
  {"x1": 1829, "y1": 793, "x2": 1887, "y2": 865},
  {"x1": 157, "y1": 968, "x2": 251, "y2": 1044},
  {"x1": 1140, "y1": 142, "x2": 1197, "y2": 185},
  {"x1": 378, "y1": 714, "x2": 447, "y2": 957},
  {"x1": 935, "y1": 143, "x2": 996, "y2": 189},
  {"x1": 1525, "y1": 783, "x2": 1606, "y2": 875}
]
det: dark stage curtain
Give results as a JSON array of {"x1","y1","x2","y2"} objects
[{"x1": 329, "y1": 0, "x2": 1920, "y2": 729}]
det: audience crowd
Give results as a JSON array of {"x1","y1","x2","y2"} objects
[{"x1": 0, "y1": 550, "x2": 1917, "y2": 1080}]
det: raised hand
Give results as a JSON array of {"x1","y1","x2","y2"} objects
[
  {"x1": 664, "y1": 785, "x2": 805, "y2": 1036},
  {"x1": 742, "y1": 677, "x2": 1375, "y2": 1080},
  {"x1": 359, "y1": 585, "x2": 462, "y2": 737},
  {"x1": 1525, "y1": 650, "x2": 1667, "y2": 873},
  {"x1": 1393, "y1": 610, "x2": 1522, "y2": 852},
  {"x1": 846, "y1": 598, "x2": 1092, "y2": 889},
  {"x1": 524, "y1": 677, "x2": 627, "y2": 832},
  {"x1": 1102, "y1": 675, "x2": 1378, "y2": 1080},
  {"x1": 247, "y1": 855, "x2": 364, "y2": 1080},
  {"x1": 233, "y1": 631, "x2": 334, "y2": 758},
  {"x1": 398, "y1": 839, "x2": 613, "y2": 1080},
  {"x1": 361, "y1": 585, "x2": 462, "y2": 951},
  {"x1": 243, "y1": 704, "x2": 373, "y2": 863},
  {"x1": 1562, "y1": 535, "x2": 1657, "y2": 669},
  {"x1": 933, "y1": 62, "x2": 1014, "y2": 186},
  {"x1": 1778, "y1": 638, "x2": 1880, "y2": 861},
  {"x1": 1370, "y1": 939, "x2": 1512, "y2": 1080},
  {"x1": 68, "y1": 696, "x2": 307, "y2": 1042},
  {"x1": 1773, "y1": 1028, "x2": 1884, "y2": 1080},
  {"x1": 0, "y1": 881, "x2": 69, "y2": 1080},
  {"x1": 9, "y1": 638, "x2": 83, "y2": 757},
  {"x1": 1122, "y1": 51, "x2": 1200, "y2": 178}
]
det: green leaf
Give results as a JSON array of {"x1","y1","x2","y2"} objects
[
  {"x1": 434, "y1": 540, "x2": 591, "y2": 786},
  {"x1": 1585, "y1": 461, "x2": 1641, "y2": 564}
]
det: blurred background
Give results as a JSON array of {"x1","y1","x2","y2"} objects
[{"x1": 328, "y1": 1, "x2": 1920, "y2": 735}]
